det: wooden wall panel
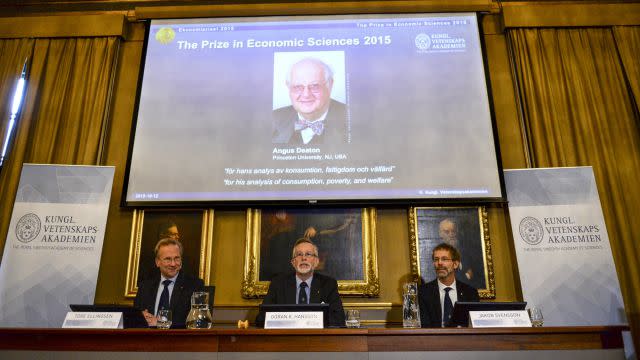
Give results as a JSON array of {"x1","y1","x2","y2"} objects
[
  {"x1": 503, "y1": 2, "x2": 640, "y2": 28},
  {"x1": 95, "y1": 21, "x2": 144, "y2": 303},
  {"x1": 0, "y1": 15, "x2": 126, "y2": 38}
]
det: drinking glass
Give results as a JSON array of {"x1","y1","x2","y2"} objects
[
  {"x1": 345, "y1": 309, "x2": 361, "y2": 328},
  {"x1": 156, "y1": 309, "x2": 172, "y2": 329},
  {"x1": 528, "y1": 307, "x2": 544, "y2": 327}
]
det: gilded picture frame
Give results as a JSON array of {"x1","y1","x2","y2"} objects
[
  {"x1": 125, "y1": 209, "x2": 214, "y2": 298},
  {"x1": 408, "y1": 206, "x2": 495, "y2": 299},
  {"x1": 242, "y1": 207, "x2": 379, "y2": 298}
]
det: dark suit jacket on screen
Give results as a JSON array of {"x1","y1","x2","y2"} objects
[
  {"x1": 134, "y1": 271, "x2": 204, "y2": 328},
  {"x1": 272, "y1": 99, "x2": 348, "y2": 145},
  {"x1": 255, "y1": 271, "x2": 346, "y2": 327},
  {"x1": 418, "y1": 279, "x2": 480, "y2": 328}
]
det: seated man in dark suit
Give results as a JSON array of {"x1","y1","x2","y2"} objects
[
  {"x1": 256, "y1": 238, "x2": 346, "y2": 327},
  {"x1": 272, "y1": 57, "x2": 347, "y2": 146},
  {"x1": 134, "y1": 238, "x2": 204, "y2": 328},
  {"x1": 418, "y1": 243, "x2": 480, "y2": 327}
]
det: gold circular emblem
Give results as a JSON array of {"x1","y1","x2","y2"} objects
[{"x1": 155, "y1": 27, "x2": 176, "y2": 44}]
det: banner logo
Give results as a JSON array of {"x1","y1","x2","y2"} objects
[
  {"x1": 15, "y1": 213, "x2": 41, "y2": 243},
  {"x1": 519, "y1": 216, "x2": 544, "y2": 245}
]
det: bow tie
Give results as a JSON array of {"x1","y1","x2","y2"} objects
[{"x1": 295, "y1": 119, "x2": 324, "y2": 135}]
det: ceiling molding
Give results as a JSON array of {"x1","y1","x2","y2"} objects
[
  {"x1": 1, "y1": 0, "x2": 497, "y2": 17},
  {"x1": 134, "y1": 1, "x2": 496, "y2": 20}
]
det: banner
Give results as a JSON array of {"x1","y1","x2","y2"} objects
[
  {"x1": 0, "y1": 164, "x2": 114, "y2": 327},
  {"x1": 504, "y1": 167, "x2": 626, "y2": 326}
]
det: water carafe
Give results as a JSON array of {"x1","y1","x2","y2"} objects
[
  {"x1": 402, "y1": 282, "x2": 421, "y2": 328},
  {"x1": 185, "y1": 291, "x2": 213, "y2": 329}
]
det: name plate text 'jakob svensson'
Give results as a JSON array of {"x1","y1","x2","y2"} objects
[
  {"x1": 264, "y1": 311, "x2": 323, "y2": 329},
  {"x1": 469, "y1": 310, "x2": 532, "y2": 328}
]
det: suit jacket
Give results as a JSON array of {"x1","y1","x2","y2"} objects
[
  {"x1": 455, "y1": 240, "x2": 486, "y2": 290},
  {"x1": 255, "y1": 271, "x2": 346, "y2": 327},
  {"x1": 134, "y1": 271, "x2": 204, "y2": 328},
  {"x1": 272, "y1": 99, "x2": 348, "y2": 145},
  {"x1": 418, "y1": 279, "x2": 479, "y2": 328}
]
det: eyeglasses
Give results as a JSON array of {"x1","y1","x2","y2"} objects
[
  {"x1": 432, "y1": 257, "x2": 453, "y2": 263},
  {"x1": 289, "y1": 82, "x2": 325, "y2": 95},
  {"x1": 160, "y1": 256, "x2": 182, "y2": 264},
  {"x1": 293, "y1": 252, "x2": 318, "y2": 259}
]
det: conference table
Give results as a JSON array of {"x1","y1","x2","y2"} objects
[{"x1": 0, "y1": 326, "x2": 627, "y2": 359}]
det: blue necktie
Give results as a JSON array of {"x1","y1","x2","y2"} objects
[
  {"x1": 443, "y1": 287, "x2": 453, "y2": 327},
  {"x1": 298, "y1": 282, "x2": 308, "y2": 304},
  {"x1": 157, "y1": 279, "x2": 172, "y2": 314}
]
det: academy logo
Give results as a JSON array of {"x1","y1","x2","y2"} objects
[
  {"x1": 519, "y1": 216, "x2": 544, "y2": 245},
  {"x1": 416, "y1": 32, "x2": 466, "y2": 54},
  {"x1": 15, "y1": 213, "x2": 41, "y2": 243},
  {"x1": 415, "y1": 33, "x2": 432, "y2": 51}
]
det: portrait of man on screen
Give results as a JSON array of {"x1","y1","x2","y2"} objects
[{"x1": 272, "y1": 52, "x2": 349, "y2": 146}]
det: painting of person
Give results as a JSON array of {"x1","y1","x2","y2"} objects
[
  {"x1": 415, "y1": 207, "x2": 487, "y2": 290},
  {"x1": 259, "y1": 208, "x2": 363, "y2": 281},
  {"x1": 136, "y1": 211, "x2": 204, "y2": 288}
]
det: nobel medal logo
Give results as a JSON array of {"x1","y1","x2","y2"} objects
[
  {"x1": 519, "y1": 216, "x2": 544, "y2": 245},
  {"x1": 15, "y1": 213, "x2": 41, "y2": 243},
  {"x1": 155, "y1": 27, "x2": 176, "y2": 44},
  {"x1": 415, "y1": 33, "x2": 432, "y2": 50}
]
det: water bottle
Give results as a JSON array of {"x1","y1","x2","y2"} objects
[
  {"x1": 185, "y1": 291, "x2": 213, "y2": 329},
  {"x1": 402, "y1": 282, "x2": 421, "y2": 328}
]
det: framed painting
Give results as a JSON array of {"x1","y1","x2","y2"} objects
[
  {"x1": 242, "y1": 207, "x2": 379, "y2": 298},
  {"x1": 125, "y1": 209, "x2": 214, "y2": 297},
  {"x1": 408, "y1": 206, "x2": 495, "y2": 299}
]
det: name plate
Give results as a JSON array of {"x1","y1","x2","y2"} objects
[
  {"x1": 264, "y1": 311, "x2": 323, "y2": 329},
  {"x1": 469, "y1": 310, "x2": 532, "y2": 328},
  {"x1": 62, "y1": 312, "x2": 123, "y2": 329}
]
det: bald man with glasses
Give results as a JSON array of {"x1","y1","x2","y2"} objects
[
  {"x1": 272, "y1": 57, "x2": 348, "y2": 145},
  {"x1": 256, "y1": 238, "x2": 346, "y2": 327}
]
